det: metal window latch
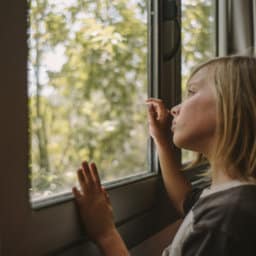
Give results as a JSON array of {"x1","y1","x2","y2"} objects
[
  {"x1": 163, "y1": 0, "x2": 178, "y2": 21},
  {"x1": 163, "y1": 0, "x2": 180, "y2": 61}
]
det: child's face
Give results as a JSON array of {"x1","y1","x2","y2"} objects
[{"x1": 171, "y1": 66, "x2": 217, "y2": 156}]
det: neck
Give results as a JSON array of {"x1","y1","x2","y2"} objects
[
  {"x1": 204, "y1": 149, "x2": 238, "y2": 186},
  {"x1": 210, "y1": 168, "x2": 234, "y2": 187},
  {"x1": 208, "y1": 161, "x2": 238, "y2": 187}
]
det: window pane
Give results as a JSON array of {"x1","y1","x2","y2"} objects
[
  {"x1": 181, "y1": 0, "x2": 215, "y2": 164},
  {"x1": 28, "y1": 0, "x2": 149, "y2": 201}
]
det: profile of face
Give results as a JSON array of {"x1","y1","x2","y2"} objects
[{"x1": 171, "y1": 66, "x2": 217, "y2": 156}]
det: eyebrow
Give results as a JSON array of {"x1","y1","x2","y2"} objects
[
  {"x1": 187, "y1": 82, "x2": 199, "y2": 88},
  {"x1": 187, "y1": 79, "x2": 205, "y2": 89}
]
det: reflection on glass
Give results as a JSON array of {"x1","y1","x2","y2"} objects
[
  {"x1": 181, "y1": 0, "x2": 215, "y2": 164},
  {"x1": 28, "y1": 0, "x2": 148, "y2": 201}
]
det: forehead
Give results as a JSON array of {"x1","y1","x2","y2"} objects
[{"x1": 188, "y1": 66, "x2": 212, "y2": 88}]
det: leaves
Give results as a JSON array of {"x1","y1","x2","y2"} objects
[
  {"x1": 181, "y1": 0, "x2": 214, "y2": 95},
  {"x1": 29, "y1": 0, "x2": 148, "y2": 198}
]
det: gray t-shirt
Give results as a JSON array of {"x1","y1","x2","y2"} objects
[{"x1": 162, "y1": 180, "x2": 256, "y2": 256}]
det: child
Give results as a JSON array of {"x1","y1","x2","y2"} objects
[{"x1": 72, "y1": 55, "x2": 256, "y2": 256}]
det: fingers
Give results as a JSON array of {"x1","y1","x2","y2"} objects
[
  {"x1": 146, "y1": 99, "x2": 162, "y2": 119},
  {"x1": 146, "y1": 98, "x2": 165, "y2": 107},
  {"x1": 73, "y1": 161, "x2": 112, "y2": 211},
  {"x1": 82, "y1": 161, "x2": 94, "y2": 185},
  {"x1": 76, "y1": 161, "x2": 102, "y2": 193},
  {"x1": 146, "y1": 98, "x2": 167, "y2": 121},
  {"x1": 90, "y1": 162, "x2": 101, "y2": 189},
  {"x1": 147, "y1": 104, "x2": 157, "y2": 125},
  {"x1": 77, "y1": 168, "x2": 87, "y2": 192},
  {"x1": 72, "y1": 186, "x2": 82, "y2": 200},
  {"x1": 146, "y1": 98, "x2": 163, "y2": 102},
  {"x1": 102, "y1": 187, "x2": 111, "y2": 204}
]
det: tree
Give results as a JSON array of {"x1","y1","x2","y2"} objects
[{"x1": 29, "y1": 0, "x2": 148, "y2": 198}]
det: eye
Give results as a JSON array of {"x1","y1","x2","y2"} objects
[{"x1": 186, "y1": 88, "x2": 196, "y2": 97}]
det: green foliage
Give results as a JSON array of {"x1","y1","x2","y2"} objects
[
  {"x1": 181, "y1": 0, "x2": 214, "y2": 93},
  {"x1": 29, "y1": 0, "x2": 148, "y2": 199}
]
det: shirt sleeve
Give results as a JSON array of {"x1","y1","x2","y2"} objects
[
  {"x1": 183, "y1": 187, "x2": 203, "y2": 215},
  {"x1": 181, "y1": 228, "x2": 250, "y2": 256}
]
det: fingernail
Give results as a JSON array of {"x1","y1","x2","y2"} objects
[{"x1": 82, "y1": 161, "x2": 88, "y2": 168}]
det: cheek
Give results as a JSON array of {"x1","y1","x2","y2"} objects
[
  {"x1": 173, "y1": 117, "x2": 216, "y2": 151},
  {"x1": 173, "y1": 96, "x2": 217, "y2": 150},
  {"x1": 186, "y1": 92, "x2": 216, "y2": 125}
]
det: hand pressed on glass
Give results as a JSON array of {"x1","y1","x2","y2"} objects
[
  {"x1": 72, "y1": 161, "x2": 115, "y2": 242},
  {"x1": 72, "y1": 161, "x2": 129, "y2": 255}
]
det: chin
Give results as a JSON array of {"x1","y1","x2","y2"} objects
[
  {"x1": 173, "y1": 134, "x2": 196, "y2": 151},
  {"x1": 172, "y1": 135, "x2": 183, "y2": 149}
]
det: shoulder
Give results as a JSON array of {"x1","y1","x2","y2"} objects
[
  {"x1": 181, "y1": 185, "x2": 256, "y2": 255},
  {"x1": 182, "y1": 226, "x2": 255, "y2": 256},
  {"x1": 183, "y1": 187, "x2": 204, "y2": 215},
  {"x1": 193, "y1": 185, "x2": 256, "y2": 240}
]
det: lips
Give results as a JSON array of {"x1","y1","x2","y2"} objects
[{"x1": 171, "y1": 121, "x2": 176, "y2": 132}]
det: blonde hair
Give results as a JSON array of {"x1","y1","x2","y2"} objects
[{"x1": 188, "y1": 56, "x2": 256, "y2": 181}]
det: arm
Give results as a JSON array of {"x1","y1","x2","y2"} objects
[
  {"x1": 146, "y1": 98, "x2": 192, "y2": 216},
  {"x1": 97, "y1": 228, "x2": 128, "y2": 256},
  {"x1": 156, "y1": 138, "x2": 192, "y2": 216},
  {"x1": 72, "y1": 161, "x2": 129, "y2": 256}
]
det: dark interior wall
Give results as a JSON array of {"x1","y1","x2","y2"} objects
[{"x1": 0, "y1": 1, "x2": 31, "y2": 255}]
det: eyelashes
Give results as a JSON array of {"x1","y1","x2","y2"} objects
[{"x1": 186, "y1": 88, "x2": 196, "y2": 97}]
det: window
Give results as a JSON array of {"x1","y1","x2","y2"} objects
[
  {"x1": 28, "y1": 0, "x2": 150, "y2": 202},
  {"x1": 181, "y1": 0, "x2": 216, "y2": 164},
  {"x1": 1, "y1": 0, "x2": 221, "y2": 254}
]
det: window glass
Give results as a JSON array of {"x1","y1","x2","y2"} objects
[
  {"x1": 28, "y1": 0, "x2": 149, "y2": 201},
  {"x1": 181, "y1": 0, "x2": 215, "y2": 164}
]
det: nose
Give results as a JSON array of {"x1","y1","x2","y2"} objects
[{"x1": 170, "y1": 104, "x2": 180, "y2": 117}]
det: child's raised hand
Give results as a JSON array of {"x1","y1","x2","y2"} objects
[
  {"x1": 72, "y1": 161, "x2": 116, "y2": 243},
  {"x1": 146, "y1": 98, "x2": 172, "y2": 144}
]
